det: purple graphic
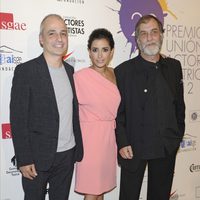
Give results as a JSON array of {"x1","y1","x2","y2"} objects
[{"x1": 118, "y1": 0, "x2": 166, "y2": 57}]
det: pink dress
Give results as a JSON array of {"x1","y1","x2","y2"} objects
[{"x1": 74, "y1": 68, "x2": 121, "y2": 195}]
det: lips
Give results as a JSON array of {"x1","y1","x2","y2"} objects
[
  {"x1": 55, "y1": 44, "x2": 64, "y2": 48},
  {"x1": 96, "y1": 60, "x2": 105, "y2": 63},
  {"x1": 145, "y1": 42, "x2": 157, "y2": 47}
]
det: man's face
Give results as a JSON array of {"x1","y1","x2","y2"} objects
[
  {"x1": 39, "y1": 16, "x2": 68, "y2": 58},
  {"x1": 137, "y1": 18, "x2": 163, "y2": 56}
]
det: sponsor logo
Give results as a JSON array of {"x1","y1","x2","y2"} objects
[
  {"x1": 113, "y1": 0, "x2": 176, "y2": 57},
  {"x1": 170, "y1": 191, "x2": 179, "y2": 200},
  {"x1": 196, "y1": 186, "x2": 200, "y2": 198},
  {"x1": 0, "y1": 12, "x2": 27, "y2": 30},
  {"x1": 2, "y1": 123, "x2": 12, "y2": 139},
  {"x1": 179, "y1": 133, "x2": 197, "y2": 153},
  {"x1": 190, "y1": 164, "x2": 200, "y2": 173},
  {"x1": 60, "y1": 16, "x2": 86, "y2": 67},
  {"x1": 6, "y1": 156, "x2": 20, "y2": 176},
  {"x1": 170, "y1": 191, "x2": 186, "y2": 199},
  {"x1": 56, "y1": 0, "x2": 84, "y2": 4},
  {"x1": 0, "y1": 45, "x2": 23, "y2": 71},
  {"x1": 63, "y1": 16, "x2": 85, "y2": 37},
  {"x1": 11, "y1": 156, "x2": 17, "y2": 166},
  {"x1": 61, "y1": 16, "x2": 86, "y2": 67},
  {"x1": 63, "y1": 52, "x2": 85, "y2": 68},
  {"x1": 190, "y1": 110, "x2": 200, "y2": 122}
]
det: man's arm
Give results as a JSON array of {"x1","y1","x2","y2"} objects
[
  {"x1": 10, "y1": 65, "x2": 34, "y2": 169},
  {"x1": 175, "y1": 61, "x2": 185, "y2": 137},
  {"x1": 114, "y1": 66, "x2": 133, "y2": 159}
]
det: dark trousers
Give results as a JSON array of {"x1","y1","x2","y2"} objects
[
  {"x1": 119, "y1": 152, "x2": 177, "y2": 200},
  {"x1": 22, "y1": 148, "x2": 75, "y2": 200}
]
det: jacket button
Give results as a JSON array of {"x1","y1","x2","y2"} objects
[{"x1": 144, "y1": 89, "x2": 148, "y2": 93}]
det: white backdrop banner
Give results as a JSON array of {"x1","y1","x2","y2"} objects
[{"x1": 1, "y1": 0, "x2": 200, "y2": 199}]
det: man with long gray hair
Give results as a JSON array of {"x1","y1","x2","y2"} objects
[{"x1": 115, "y1": 15, "x2": 185, "y2": 200}]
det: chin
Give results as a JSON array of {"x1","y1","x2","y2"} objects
[
  {"x1": 143, "y1": 47, "x2": 160, "y2": 56},
  {"x1": 95, "y1": 64, "x2": 106, "y2": 68}
]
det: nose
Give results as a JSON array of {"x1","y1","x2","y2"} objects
[
  {"x1": 57, "y1": 33, "x2": 62, "y2": 41},
  {"x1": 98, "y1": 51, "x2": 103, "y2": 58},
  {"x1": 146, "y1": 32, "x2": 153, "y2": 41}
]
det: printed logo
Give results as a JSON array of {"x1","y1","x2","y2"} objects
[
  {"x1": 63, "y1": 16, "x2": 85, "y2": 37},
  {"x1": 190, "y1": 164, "x2": 200, "y2": 173},
  {"x1": 170, "y1": 191, "x2": 179, "y2": 200},
  {"x1": 2, "y1": 123, "x2": 12, "y2": 139},
  {"x1": 11, "y1": 156, "x2": 17, "y2": 166},
  {"x1": 63, "y1": 51, "x2": 74, "y2": 65},
  {"x1": 179, "y1": 133, "x2": 197, "y2": 153},
  {"x1": 170, "y1": 190, "x2": 186, "y2": 199},
  {"x1": 196, "y1": 186, "x2": 200, "y2": 198},
  {"x1": 0, "y1": 12, "x2": 27, "y2": 30},
  {"x1": 63, "y1": 52, "x2": 85, "y2": 68},
  {"x1": 61, "y1": 16, "x2": 86, "y2": 67},
  {"x1": 0, "y1": 45, "x2": 23, "y2": 71},
  {"x1": 115, "y1": 0, "x2": 177, "y2": 57},
  {"x1": 6, "y1": 156, "x2": 20, "y2": 176},
  {"x1": 57, "y1": 0, "x2": 84, "y2": 4},
  {"x1": 190, "y1": 110, "x2": 200, "y2": 122}
]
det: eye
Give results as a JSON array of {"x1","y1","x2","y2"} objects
[
  {"x1": 61, "y1": 32, "x2": 67, "y2": 36},
  {"x1": 151, "y1": 29, "x2": 159, "y2": 36},
  {"x1": 48, "y1": 32, "x2": 55, "y2": 36},
  {"x1": 48, "y1": 30, "x2": 57, "y2": 36},
  {"x1": 91, "y1": 48, "x2": 98, "y2": 53},
  {"x1": 102, "y1": 47, "x2": 109, "y2": 52},
  {"x1": 139, "y1": 31, "x2": 147, "y2": 38}
]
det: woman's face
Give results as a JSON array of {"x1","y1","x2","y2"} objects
[{"x1": 89, "y1": 38, "x2": 114, "y2": 69}]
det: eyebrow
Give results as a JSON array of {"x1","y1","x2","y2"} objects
[
  {"x1": 140, "y1": 27, "x2": 159, "y2": 32},
  {"x1": 47, "y1": 29, "x2": 67, "y2": 33},
  {"x1": 91, "y1": 46, "x2": 110, "y2": 49}
]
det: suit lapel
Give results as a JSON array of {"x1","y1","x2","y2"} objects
[
  {"x1": 35, "y1": 54, "x2": 59, "y2": 113},
  {"x1": 35, "y1": 55, "x2": 76, "y2": 113}
]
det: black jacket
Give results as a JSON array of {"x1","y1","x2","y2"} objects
[
  {"x1": 10, "y1": 54, "x2": 83, "y2": 170},
  {"x1": 114, "y1": 55, "x2": 185, "y2": 171}
]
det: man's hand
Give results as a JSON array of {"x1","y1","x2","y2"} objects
[
  {"x1": 119, "y1": 145, "x2": 133, "y2": 159},
  {"x1": 19, "y1": 164, "x2": 38, "y2": 180}
]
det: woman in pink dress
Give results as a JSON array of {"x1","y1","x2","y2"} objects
[{"x1": 74, "y1": 28, "x2": 121, "y2": 200}]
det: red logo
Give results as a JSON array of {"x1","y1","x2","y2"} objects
[
  {"x1": 0, "y1": 12, "x2": 27, "y2": 30},
  {"x1": 2, "y1": 123, "x2": 12, "y2": 139}
]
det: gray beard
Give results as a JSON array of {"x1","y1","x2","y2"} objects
[
  {"x1": 142, "y1": 44, "x2": 160, "y2": 56},
  {"x1": 138, "y1": 40, "x2": 162, "y2": 56}
]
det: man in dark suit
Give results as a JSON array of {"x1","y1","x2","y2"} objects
[
  {"x1": 10, "y1": 14, "x2": 83, "y2": 200},
  {"x1": 115, "y1": 15, "x2": 185, "y2": 200}
]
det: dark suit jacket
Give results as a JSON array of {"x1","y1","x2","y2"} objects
[
  {"x1": 10, "y1": 54, "x2": 83, "y2": 170},
  {"x1": 114, "y1": 55, "x2": 185, "y2": 171}
]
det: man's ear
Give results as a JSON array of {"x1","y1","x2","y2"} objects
[{"x1": 39, "y1": 35, "x2": 43, "y2": 47}]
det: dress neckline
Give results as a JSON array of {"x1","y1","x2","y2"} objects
[{"x1": 87, "y1": 67, "x2": 117, "y2": 87}]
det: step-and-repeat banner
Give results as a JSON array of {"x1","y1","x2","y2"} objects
[{"x1": 1, "y1": 0, "x2": 200, "y2": 199}]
